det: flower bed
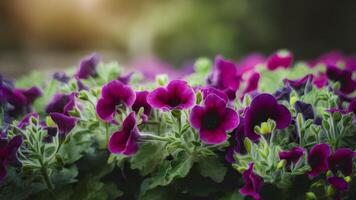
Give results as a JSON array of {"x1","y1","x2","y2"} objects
[{"x1": 0, "y1": 51, "x2": 355, "y2": 200}]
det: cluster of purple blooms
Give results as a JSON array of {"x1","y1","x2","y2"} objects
[{"x1": 0, "y1": 50, "x2": 355, "y2": 200}]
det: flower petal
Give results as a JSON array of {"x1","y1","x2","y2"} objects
[{"x1": 200, "y1": 128, "x2": 227, "y2": 144}]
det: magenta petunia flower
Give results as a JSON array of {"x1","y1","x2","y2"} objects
[
  {"x1": 244, "y1": 93, "x2": 291, "y2": 141},
  {"x1": 96, "y1": 80, "x2": 136, "y2": 122},
  {"x1": 108, "y1": 112, "x2": 140, "y2": 156},
  {"x1": 207, "y1": 56, "x2": 242, "y2": 99},
  {"x1": 328, "y1": 148, "x2": 355, "y2": 176},
  {"x1": 199, "y1": 87, "x2": 229, "y2": 103},
  {"x1": 226, "y1": 118, "x2": 247, "y2": 163},
  {"x1": 46, "y1": 93, "x2": 76, "y2": 115},
  {"x1": 327, "y1": 177, "x2": 348, "y2": 191},
  {"x1": 132, "y1": 91, "x2": 152, "y2": 122},
  {"x1": 147, "y1": 80, "x2": 195, "y2": 111},
  {"x1": 266, "y1": 50, "x2": 293, "y2": 70},
  {"x1": 50, "y1": 113, "x2": 78, "y2": 135},
  {"x1": 0, "y1": 135, "x2": 23, "y2": 181},
  {"x1": 239, "y1": 163, "x2": 264, "y2": 200},
  {"x1": 313, "y1": 73, "x2": 328, "y2": 88},
  {"x1": 237, "y1": 53, "x2": 265, "y2": 75},
  {"x1": 279, "y1": 147, "x2": 304, "y2": 167},
  {"x1": 75, "y1": 53, "x2": 100, "y2": 79},
  {"x1": 242, "y1": 72, "x2": 260, "y2": 97},
  {"x1": 327, "y1": 66, "x2": 356, "y2": 94},
  {"x1": 190, "y1": 94, "x2": 239, "y2": 144},
  {"x1": 283, "y1": 74, "x2": 313, "y2": 96},
  {"x1": 18, "y1": 112, "x2": 39, "y2": 129},
  {"x1": 308, "y1": 143, "x2": 331, "y2": 178}
]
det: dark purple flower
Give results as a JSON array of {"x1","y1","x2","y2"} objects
[
  {"x1": 96, "y1": 80, "x2": 136, "y2": 122},
  {"x1": 244, "y1": 93, "x2": 291, "y2": 142},
  {"x1": 273, "y1": 86, "x2": 291, "y2": 101},
  {"x1": 108, "y1": 112, "x2": 139, "y2": 156},
  {"x1": 239, "y1": 163, "x2": 263, "y2": 200},
  {"x1": 147, "y1": 80, "x2": 195, "y2": 111},
  {"x1": 18, "y1": 87, "x2": 42, "y2": 105},
  {"x1": 50, "y1": 113, "x2": 77, "y2": 135},
  {"x1": 266, "y1": 50, "x2": 293, "y2": 70},
  {"x1": 348, "y1": 99, "x2": 356, "y2": 115},
  {"x1": 284, "y1": 74, "x2": 313, "y2": 96},
  {"x1": 132, "y1": 91, "x2": 152, "y2": 122},
  {"x1": 0, "y1": 135, "x2": 23, "y2": 181},
  {"x1": 18, "y1": 112, "x2": 39, "y2": 129},
  {"x1": 327, "y1": 177, "x2": 348, "y2": 191},
  {"x1": 46, "y1": 93, "x2": 76, "y2": 115},
  {"x1": 75, "y1": 53, "x2": 100, "y2": 79},
  {"x1": 242, "y1": 72, "x2": 260, "y2": 97},
  {"x1": 308, "y1": 143, "x2": 331, "y2": 178},
  {"x1": 53, "y1": 72, "x2": 70, "y2": 83},
  {"x1": 76, "y1": 79, "x2": 88, "y2": 91},
  {"x1": 279, "y1": 147, "x2": 304, "y2": 167},
  {"x1": 190, "y1": 94, "x2": 239, "y2": 144},
  {"x1": 207, "y1": 56, "x2": 242, "y2": 99},
  {"x1": 226, "y1": 118, "x2": 247, "y2": 163},
  {"x1": 294, "y1": 101, "x2": 315, "y2": 121},
  {"x1": 328, "y1": 148, "x2": 355, "y2": 176},
  {"x1": 117, "y1": 72, "x2": 134, "y2": 85},
  {"x1": 327, "y1": 66, "x2": 356, "y2": 94}
]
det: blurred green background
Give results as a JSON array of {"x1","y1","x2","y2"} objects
[{"x1": 1, "y1": 0, "x2": 356, "y2": 77}]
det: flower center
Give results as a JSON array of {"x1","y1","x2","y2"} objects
[{"x1": 201, "y1": 110, "x2": 220, "y2": 130}]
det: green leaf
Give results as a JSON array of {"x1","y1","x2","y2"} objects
[
  {"x1": 218, "y1": 190, "x2": 244, "y2": 200},
  {"x1": 52, "y1": 165, "x2": 79, "y2": 187},
  {"x1": 130, "y1": 143, "x2": 166, "y2": 176},
  {"x1": 139, "y1": 187, "x2": 174, "y2": 200},
  {"x1": 198, "y1": 156, "x2": 227, "y2": 183},
  {"x1": 140, "y1": 151, "x2": 193, "y2": 195}
]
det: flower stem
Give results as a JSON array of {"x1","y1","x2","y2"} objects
[{"x1": 39, "y1": 159, "x2": 54, "y2": 191}]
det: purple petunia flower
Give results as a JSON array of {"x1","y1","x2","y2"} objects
[
  {"x1": 266, "y1": 50, "x2": 293, "y2": 71},
  {"x1": 53, "y1": 72, "x2": 71, "y2": 83},
  {"x1": 190, "y1": 94, "x2": 239, "y2": 144},
  {"x1": 328, "y1": 148, "x2": 355, "y2": 176},
  {"x1": 308, "y1": 143, "x2": 331, "y2": 178},
  {"x1": 279, "y1": 147, "x2": 304, "y2": 167},
  {"x1": 313, "y1": 73, "x2": 328, "y2": 88},
  {"x1": 244, "y1": 93, "x2": 291, "y2": 142},
  {"x1": 75, "y1": 53, "x2": 100, "y2": 79},
  {"x1": 96, "y1": 80, "x2": 136, "y2": 122},
  {"x1": 284, "y1": 74, "x2": 313, "y2": 96},
  {"x1": 327, "y1": 66, "x2": 356, "y2": 94},
  {"x1": 294, "y1": 101, "x2": 315, "y2": 121},
  {"x1": 348, "y1": 99, "x2": 356, "y2": 115},
  {"x1": 226, "y1": 118, "x2": 247, "y2": 163},
  {"x1": 237, "y1": 53, "x2": 265, "y2": 76},
  {"x1": 117, "y1": 72, "x2": 134, "y2": 85},
  {"x1": 147, "y1": 80, "x2": 195, "y2": 111},
  {"x1": 242, "y1": 72, "x2": 260, "y2": 97},
  {"x1": 0, "y1": 135, "x2": 23, "y2": 181},
  {"x1": 50, "y1": 113, "x2": 77, "y2": 135},
  {"x1": 132, "y1": 91, "x2": 152, "y2": 122},
  {"x1": 327, "y1": 177, "x2": 348, "y2": 191},
  {"x1": 273, "y1": 86, "x2": 291, "y2": 101},
  {"x1": 46, "y1": 93, "x2": 76, "y2": 115},
  {"x1": 199, "y1": 87, "x2": 229, "y2": 103},
  {"x1": 18, "y1": 112, "x2": 39, "y2": 129},
  {"x1": 108, "y1": 112, "x2": 140, "y2": 156},
  {"x1": 207, "y1": 56, "x2": 242, "y2": 100},
  {"x1": 239, "y1": 163, "x2": 264, "y2": 200}
]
